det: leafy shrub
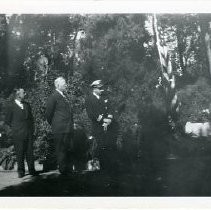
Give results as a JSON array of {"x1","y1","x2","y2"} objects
[
  {"x1": 177, "y1": 77, "x2": 211, "y2": 126},
  {"x1": 26, "y1": 68, "x2": 91, "y2": 160}
]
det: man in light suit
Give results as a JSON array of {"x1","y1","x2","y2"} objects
[
  {"x1": 5, "y1": 88, "x2": 36, "y2": 178},
  {"x1": 45, "y1": 77, "x2": 74, "y2": 175}
]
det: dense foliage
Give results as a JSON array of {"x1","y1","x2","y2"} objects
[
  {"x1": 178, "y1": 77, "x2": 211, "y2": 125},
  {"x1": 1, "y1": 14, "x2": 211, "y2": 162}
]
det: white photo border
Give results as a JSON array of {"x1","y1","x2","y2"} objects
[{"x1": 0, "y1": 0, "x2": 211, "y2": 209}]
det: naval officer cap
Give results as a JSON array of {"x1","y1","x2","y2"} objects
[{"x1": 90, "y1": 80, "x2": 103, "y2": 88}]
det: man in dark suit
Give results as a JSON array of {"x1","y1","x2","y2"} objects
[
  {"x1": 5, "y1": 88, "x2": 36, "y2": 178},
  {"x1": 45, "y1": 77, "x2": 74, "y2": 175},
  {"x1": 85, "y1": 80, "x2": 119, "y2": 174}
]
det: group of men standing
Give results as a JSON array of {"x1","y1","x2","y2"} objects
[{"x1": 5, "y1": 77, "x2": 119, "y2": 178}]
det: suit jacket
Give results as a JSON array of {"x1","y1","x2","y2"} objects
[
  {"x1": 5, "y1": 101, "x2": 34, "y2": 140},
  {"x1": 85, "y1": 93, "x2": 114, "y2": 129},
  {"x1": 45, "y1": 90, "x2": 73, "y2": 134}
]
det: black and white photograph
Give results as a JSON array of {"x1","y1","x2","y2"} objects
[{"x1": 1, "y1": 0, "x2": 211, "y2": 208}]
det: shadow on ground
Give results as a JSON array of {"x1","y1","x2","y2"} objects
[{"x1": 1, "y1": 155, "x2": 211, "y2": 196}]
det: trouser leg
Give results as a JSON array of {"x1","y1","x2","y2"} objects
[
  {"x1": 92, "y1": 128, "x2": 105, "y2": 162},
  {"x1": 14, "y1": 139, "x2": 25, "y2": 174},
  {"x1": 104, "y1": 123, "x2": 119, "y2": 174},
  {"x1": 54, "y1": 133, "x2": 72, "y2": 174},
  {"x1": 98, "y1": 146, "x2": 119, "y2": 174},
  {"x1": 93, "y1": 125, "x2": 119, "y2": 174},
  {"x1": 98, "y1": 147, "x2": 109, "y2": 171},
  {"x1": 25, "y1": 138, "x2": 35, "y2": 174}
]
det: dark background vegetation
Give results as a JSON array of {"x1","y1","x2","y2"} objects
[{"x1": 1, "y1": 14, "x2": 211, "y2": 163}]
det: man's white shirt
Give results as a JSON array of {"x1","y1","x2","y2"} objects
[
  {"x1": 56, "y1": 89, "x2": 66, "y2": 98},
  {"x1": 15, "y1": 99, "x2": 24, "y2": 109},
  {"x1": 93, "y1": 92, "x2": 100, "y2": 100}
]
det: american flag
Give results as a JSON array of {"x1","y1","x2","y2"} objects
[{"x1": 153, "y1": 14, "x2": 181, "y2": 128}]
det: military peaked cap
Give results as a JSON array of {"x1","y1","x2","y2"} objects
[{"x1": 90, "y1": 80, "x2": 103, "y2": 88}]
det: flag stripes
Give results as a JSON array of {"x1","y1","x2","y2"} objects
[{"x1": 153, "y1": 14, "x2": 180, "y2": 129}]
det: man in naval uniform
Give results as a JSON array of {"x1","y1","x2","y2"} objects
[{"x1": 85, "y1": 80, "x2": 119, "y2": 175}]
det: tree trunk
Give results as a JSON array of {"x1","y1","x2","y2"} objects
[
  {"x1": 198, "y1": 14, "x2": 211, "y2": 78},
  {"x1": 176, "y1": 23, "x2": 186, "y2": 74},
  {"x1": 205, "y1": 32, "x2": 211, "y2": 77},
  {"x1": 67, "y1": 30, "x2": 78, "y2": 80}
]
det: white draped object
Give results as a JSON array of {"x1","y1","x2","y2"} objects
[{"x1": 185, "y1": 121, "x2": 211, "y2": 137}]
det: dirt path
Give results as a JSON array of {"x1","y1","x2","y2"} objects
[
  {"x1": 0, "y1": 161, "x2": 44, "y2": 191},
  {"x1": 1, "y1": 157, "x2": 211, "y2": 196}
]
